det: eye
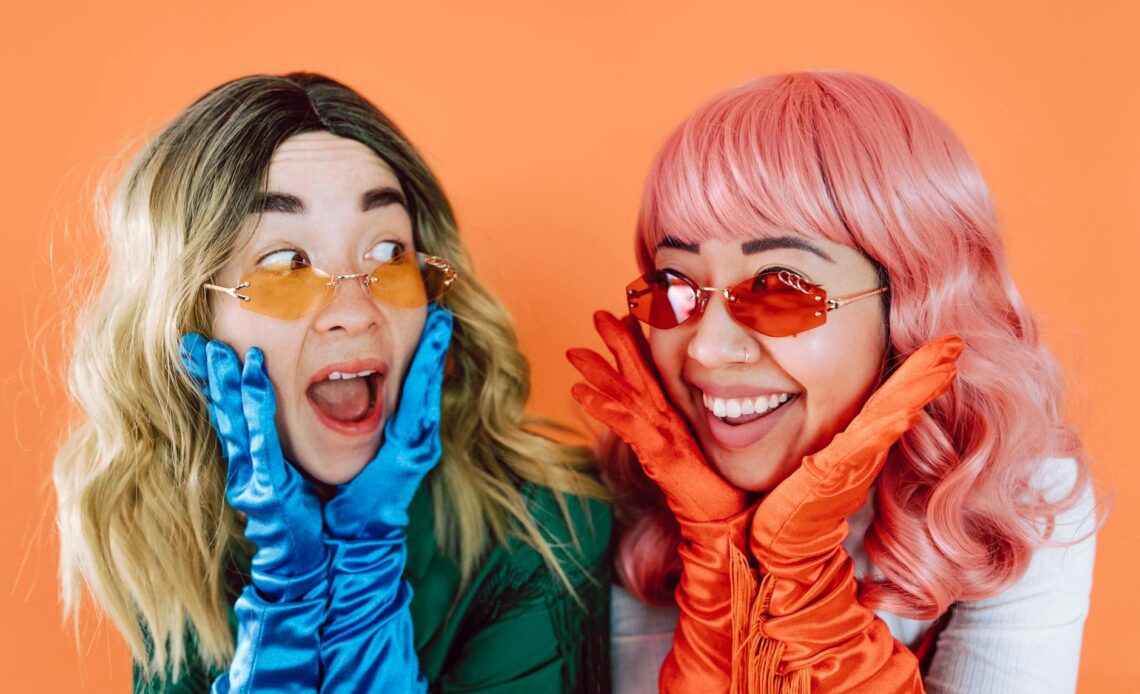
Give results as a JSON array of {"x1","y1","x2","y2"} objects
[
  {"x1": 755, "y1": 266, "x2": 816, "y2": 292},
  {"x1": 757, "y1": 265, "x2": 808, "y2": 280},
  {"x1": 365, "y1": 239, "x2": 405, "y2": 264},
  {"x1": 654, "y1": 267, "x2": 697, "y2": 285},
  {"x1": 256, "y1": 248, "x2": 309, "y2": 272}
]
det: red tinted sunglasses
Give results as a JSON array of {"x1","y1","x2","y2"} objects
[{"x1": 626, "y1": 268, "x2": 888, "y2": 337}]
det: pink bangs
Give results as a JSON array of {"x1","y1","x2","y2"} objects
[
  {"x1": 638, "y1": 74, "x2": 852, "y2": 268},
  {"x1": 636, "y1": 72, "x2": 992, "y2": 278}
]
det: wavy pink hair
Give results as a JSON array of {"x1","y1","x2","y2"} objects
[{"x1": 607, "y1": 71, "x2": 1092, "y2": 617}]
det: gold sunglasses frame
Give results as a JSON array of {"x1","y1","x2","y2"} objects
[{"x1": 203, "y1": 253, "x2": 457, "y2": 316}]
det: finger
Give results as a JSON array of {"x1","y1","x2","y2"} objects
[
  {"x1": 570, "y1": 380, "x2": 677, "y2": 475},
  {"x1": 887, "y1": 337, "x2": 962, "y2": 392},
  {"x1": 205, "y1": 340, "x2": 253, "y2": 490},
  {"x1": 754, "y1": 341, "x2": 963, "y2": 545},
  {"x1": 754, "y1": 444, "x2": 892, "y2": 568},
  {"x1": 904, "y1": 335, "x2": 965, "y2": 370},
  {"x1": 572, "y1": 381, "x2": 746, "y2": 517},
  {"x1": 805, "y1": 400, "x2": 925, "y2": 490},
  {"x1": 860, "y1": 336, "x2": 962, "y2": 424},
  {"x1": 566, "y1": 348, "x2": 640, "y2": 406},
  {"x1": 180, "y1": 333, "x2": 220, "y2": 435},
  {"x1": 240, "y1": 347, "x2": 289, "y2": 493},
  {"x1": 349, "y1": 307, "x2": 452, "y2": 511},
  {"x1": 619, "y1": 313, "x2": 675, "y2": 412},
  {"x1": 389, "y1": 304, "x2": 453, "y2": 440},
  {"x1": 570, "y1": 382, "x2": 646, "y2": 445},
  {"x1": 179, "y1": 333, "x2": 210, "y2": 393},
  {"x1": 772, "y1": 344, "x2": 959, "y2": 537},
  {"x1": 593, "y1": 311, "x2": 657, "y2": 398}
]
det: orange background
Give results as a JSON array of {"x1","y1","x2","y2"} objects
[{"x1": 3, "y1": 1, "x2": 1137, "y2": 691}]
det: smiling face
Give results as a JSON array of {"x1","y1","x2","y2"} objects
[
  {"x1": 210, "y1": 131, "x2": 426, "y2": 485},
  {"x1": 646, "y1": 235, "x2": 889, "y2": 491}
]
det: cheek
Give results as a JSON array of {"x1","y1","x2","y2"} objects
[
  {"x1": 385, "y1": 307, "x2": 429, "y2": 405},
  {"x1": 648, "y1": 330, "x2": 689, "y2": 398},
  {"x1": 210, "y1": 305, "x2": 301, "y2": 406},
  {"x1": 787, "y1": 319, "x2": 886, "y2": 445},
  {"x1": 210, "y1": 302, "x2": 256, "y2": 355}
]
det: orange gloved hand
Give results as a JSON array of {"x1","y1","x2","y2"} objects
[
  {"x1": 569, "y1": 310, "x2": 752, "y2": 693},
  {"x1": 741, "y1": 336, "x2": 963, "y2": 693}
]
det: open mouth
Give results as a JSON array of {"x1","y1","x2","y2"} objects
[
  {"x1": 307, "y1": 369, "x2": 384, "y2": 430},
  {"x1": 702, "y1": 391, "x2": 796, "y2": 426}
]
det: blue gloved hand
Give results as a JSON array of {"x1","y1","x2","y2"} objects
[
  {"x1": 181, "y1": 335, "x2": 328, "y2": 694},
  {"x1": 318, "y1": 304, "x2": 453, "y2": 693}
]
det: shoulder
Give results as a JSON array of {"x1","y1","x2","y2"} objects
[
  {"x1": 849, "y1": 458, "x2": 1099, "y2": 646},
  {"x1": 849, "y1": 457, "x2": 1099, "y2": 565},
  {"x1": 611, "y1": 584, "x2": 677, "y2": 693},
  {"x1": 1032, "y1": 457, "x2": 1099, "y2": 538},
  {"x1": 972, "y1": 457, "x2": 1099, "y2": 606},
  {"x1": 921, "y1": 460, "x2": 1100, "y2": 692}
]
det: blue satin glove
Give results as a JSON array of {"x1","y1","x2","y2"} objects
[
  {"x1": 181, "y1": 335, "x2": 328, "y2": 694},
  {"x1": 318, "y1": 304, "x2": 453, "y2": 693}
]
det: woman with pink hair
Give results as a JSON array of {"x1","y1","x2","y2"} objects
[{"x1": 571, "y1": 72, "x2": 1099, "y2": 692}]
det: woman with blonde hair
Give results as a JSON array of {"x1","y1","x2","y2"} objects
[
  {"x1": 572, "y1": 71, "x2": 1099, "y2": 692},
  {"x1": 55, "y1": 72, "x2": 610, "y2": 692}
]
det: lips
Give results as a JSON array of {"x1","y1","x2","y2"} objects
[
  {"x1": 691, "y1": 381, "x2": 799, "y2": 450},
  {"x1": 702, "y1": 391, "x2": 792, "y2": 420},
  {"x1": 306, "y1": 359, "x2": 388, "y2": 436}
]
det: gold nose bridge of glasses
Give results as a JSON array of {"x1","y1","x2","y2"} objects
[{"x1": 327, "y1": 272, "x2": 373, "y2": 288}]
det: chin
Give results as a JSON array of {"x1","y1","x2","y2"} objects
[
  {"x1": 709, "y1": 450, "x2": 801, "y2": 493},
  {"x1": 291, "y1": 449, "x2": 374, "y2": 487},
  {"x1": 307, "y1": 462, "x2": 368, "y2": 486}
]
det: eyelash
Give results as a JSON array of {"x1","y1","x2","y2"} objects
[
  {"x1": 655, "y1": 265, "x2": 812, "y2": 284},
  {"x1": 374, "y1": 239, "x2": 406, "y2": 256},
  {"x1": 254, "y1": 238, "x2": 407, "y2": 267},
  {"x1": 256, "y1": 247, "x2": 306, "y2": 264},
  {"x1": 759, "y1": 265, "x2": 810, "y2": 281}
]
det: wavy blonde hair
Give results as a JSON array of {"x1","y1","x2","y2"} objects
[{"x1": 54, "y1": 72, "x2": 605, "y2": 680}]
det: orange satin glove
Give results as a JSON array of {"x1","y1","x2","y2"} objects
[
  {"x1": 569, "y1": 310, "x2": 751, "y2": 693},
  {"x1": 740, "y1": 336, "x2": 963, "y2": 693}
]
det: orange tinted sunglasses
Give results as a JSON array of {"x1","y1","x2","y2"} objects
[
  {"x1": 205, "y1": 251, "x2": 457, "y2": 320},
  {"x1": 626, "y1": 268, "x2": 887, "y2": 337}
]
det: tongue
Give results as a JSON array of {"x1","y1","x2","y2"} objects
[{"x1": 308, "y1": 378, "x2": 371, "y2": 422}]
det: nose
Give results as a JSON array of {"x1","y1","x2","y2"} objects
[
  {"x1": 311, "y1": 272, "x2": 382, "y2": 334},
  {"x1": 686, "y1": 291, "x2": 759, "y2": 368}
]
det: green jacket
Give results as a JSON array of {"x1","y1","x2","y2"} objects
[{"x1": 134, "y1": 481, "x2": 612, "y2": 693}]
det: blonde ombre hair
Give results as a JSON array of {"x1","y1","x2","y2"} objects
[{"x1": 54, "y1": 72, "x2": 605, "y2": 680}]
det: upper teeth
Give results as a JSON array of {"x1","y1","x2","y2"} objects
[
  {"x1": 326, "y1": 370, "x2": 376, "y2": 381},
  {"x1": 702, "y1": 392, "x2": 791, "y2": 419}
]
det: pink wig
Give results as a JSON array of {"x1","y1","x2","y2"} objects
[{"x1": 608, "y1": 72, "x2": 1092, "y2": 617}]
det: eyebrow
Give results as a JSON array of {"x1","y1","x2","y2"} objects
[
  {"x1": 654, "y1": 235, "x2": 699, "y2": 253},
  {"x1": 741, "y1": 236, "x2": 834, "y2": 262},
  {"x1": 654, "y1": 234, "x2": 835, "y2": 263},
  {"x1": 253, "y1": 187, "x2": 407, "y2": 215},
  {"x1": 256, "y1": 192, "x2": 305, "y2": 214},
  {"x1": 362, "y1": 187, "x2": 407, "y2": 212}
]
